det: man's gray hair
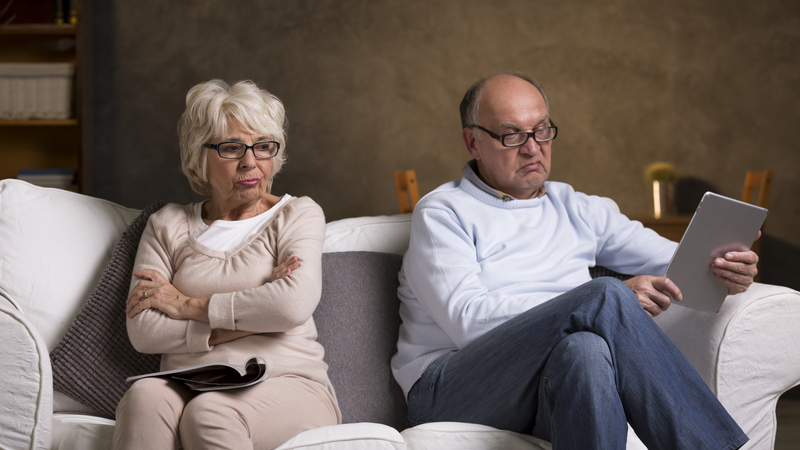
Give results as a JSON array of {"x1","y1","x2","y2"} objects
[{"x1": 459, "y1": 72, "x2": 550, "y2": 129}]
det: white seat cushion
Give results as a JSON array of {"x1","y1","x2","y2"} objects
[
  {"x1": 276, "y1": 423, "x2": 406, "y2": 450},
  {"x1": 52, "y1": 414, "x2": 115, "y2": 450},
  {"x1": 401, "y1": 422, "x2": 550, "y2": 450},
  {"x1": 400, "y1": 422, "x2": 647, "y2": 450},
  {"x1": 52, "y1": 415, "x2": 406, "y2": 450}
]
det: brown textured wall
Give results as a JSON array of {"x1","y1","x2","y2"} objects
[{"x1": 92, "y1": 1, "x2": 800, "y2": 268}]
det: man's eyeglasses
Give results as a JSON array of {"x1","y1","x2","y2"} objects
[
  {"x1": 471, "y1": 121, "x2": 558, "y2": 147},
  {"x1": 203, "y1": 141, "x2": 280, "y2": 159}
]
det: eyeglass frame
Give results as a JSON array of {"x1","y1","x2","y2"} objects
[
  {"x1": 203, "y1": 141, "x2": 281, "y2": 160},
  {"x1": 470, "y1": 120, "x2": 558, "y2": 147}
]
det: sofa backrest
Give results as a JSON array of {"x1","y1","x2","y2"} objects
[
  {"x1": 316, "y1": 214, "x2": 413, "y2": 429},
  {"x1": 323, "y1": 214, "x2": 412, "y2": 255},
  {"x1": 0, "y1": 180, "x2": 140, "y2": 350},
  {"x1": 3, "y1": 179, "x2": 614, "y2": 427},
  {"x1": 315, "y1": 251, "x2": 408, "y2": 429}
]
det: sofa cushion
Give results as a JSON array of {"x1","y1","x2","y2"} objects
[
  {"x1": 52, "y1": 413, "x2": 115, "y2": 450},
  {"x1": 275, "y1": 423, "x2": 406, "y2": 450},
  {"x1": 399, "y1": 422, "x2": 648, "y2": 450},
  {"x1": 0, "y1": 180, "x2": 141, "y2": 350},
  {"x1": 400, "y1": 422, "x2": 551, "y2": 450},
  {"x1": 323, "y1": 214, "x2": 412, "y2": 255},
  {"x1": 315, "y1": 251, "x2": 409, "y2": 431},
  {"x1": 49, "y1": 202, "x2": 164, "y2": 419},
  {"x1": 51, "y1": 415, "x2": 407, "y2": 450}
]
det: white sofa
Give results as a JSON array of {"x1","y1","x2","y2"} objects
[{"x1": 1, "y1": 179, "x2": 799, "y2": 450}]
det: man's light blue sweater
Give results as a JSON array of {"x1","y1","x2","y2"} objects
[{"x1": 391, "y1": 163, "x2": 678, "y2": 397}]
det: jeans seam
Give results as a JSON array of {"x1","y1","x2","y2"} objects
[{"x1": 540, "y1": 375, "x2": 558, "y2": 443}]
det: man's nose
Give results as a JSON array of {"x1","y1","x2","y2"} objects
[{"x1": 518, "y1": 137, "x2": 541, "y2": 155}]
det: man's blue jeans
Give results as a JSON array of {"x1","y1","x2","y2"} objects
[{"x1": 406, "y1": 277, "x2": 748, "y2": 449}]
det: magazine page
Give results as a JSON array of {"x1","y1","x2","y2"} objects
[{"x1": 126, "y1": 356, "x2": 272, "y2": 391}]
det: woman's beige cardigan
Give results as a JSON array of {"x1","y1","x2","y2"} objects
[{"x1": 126, "y1": 196, "x2": 339, "y2": 418}]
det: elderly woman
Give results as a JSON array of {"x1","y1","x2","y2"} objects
[{"x1": 111, "y1": 80, "x2": 339, "y2": 450}]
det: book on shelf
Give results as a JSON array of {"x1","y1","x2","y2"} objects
[
  {"x1": 53, "y1": 0, "x2": 76, "y2": 25},
  {"x1": 17, "y1": 168, "x2": 77, "y2": 190},
  {"x1": 54, "y1": 0, "x2": 65, "y2": 24},
  {"x1": 68, "y1": 0, "x2": 77, "y2": 24},
  {"x1": 126, "y1": 356, "x2": 273, "y2": 392}
]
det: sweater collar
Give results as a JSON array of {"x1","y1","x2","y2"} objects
[{"x1": 462, "y1": 160, "x2": 547, "y2": 201}]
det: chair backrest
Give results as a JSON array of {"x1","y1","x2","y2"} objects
[
  {"x1": 394, "y1": 170, "x2": 420, "y2": 213},
  {"x1": 741, "y1": 170, "x2": 773, "y2": 208},
  {"x1": 740, "y1": 170, "x2": 772, "y2": 282}
]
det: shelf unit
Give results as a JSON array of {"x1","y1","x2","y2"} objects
[{"x1": 0, "y1": 0, "x2": 85, "y2": 190}]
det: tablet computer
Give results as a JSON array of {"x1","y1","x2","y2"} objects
[{"x1": 663, "y1": 192, "x2": 767, "y2": 313}]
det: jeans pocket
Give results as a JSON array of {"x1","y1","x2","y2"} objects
[
  {"x1": 407, "y1": 353, "x2": 453, "y2": 425},
  {"x1": 406, "y1": 379, "x2": 427, "y2": 425},
  {"x1": 427, "y1": 351, "x2": 453, "y2": 390}
]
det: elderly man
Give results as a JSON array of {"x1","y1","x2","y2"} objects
[{"x1": 391, "y1": 72, "x2": 756, "y2": 449}]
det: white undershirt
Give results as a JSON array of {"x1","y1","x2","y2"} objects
[{"x1": 194, "y1": 195, "x2": 292, "y2": 251}]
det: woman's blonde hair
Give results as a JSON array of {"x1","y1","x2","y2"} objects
[{"x1": 178, "y1": 79, "x2": 287, "y2": 195}]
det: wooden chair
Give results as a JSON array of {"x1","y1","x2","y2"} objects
[
  {"x1": 741, "y1": 170, "x2": 773, "y2": 208},
  {"x1": 394, "y1": 170, "x2": 420, "y2": 214},
  {"x1": 741, "y1": 170, "x2": 773, "y2": 281}
]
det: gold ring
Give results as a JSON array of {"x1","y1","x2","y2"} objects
[{"x1": 144, "y1": 290, "x2": 149, "y2": 298}]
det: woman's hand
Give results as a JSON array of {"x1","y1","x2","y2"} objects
[
  {"x1": 209, "y1": 328, "x2": 256, "y2": 346},
  {"x1": 126, "y1": 269, "x2": 210, "y2": 321},
  {"x1": 272, "y1": 255, "x2": 301, "y2": 281}
]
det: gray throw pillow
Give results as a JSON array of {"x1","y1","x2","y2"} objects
[
  {"x1": 50, "y1": 202, "x2": 164, "y2": 419},
  {"x1": 315, "y1": 251, "x2": 409, "y2": 431}
]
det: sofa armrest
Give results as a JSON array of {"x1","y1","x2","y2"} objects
[
  {"x1": 0, "y1": 293, "x2": 53, "y2": 450},
  {"x1": 654, "y1": 282, "x2": 800, "y2": 449}
]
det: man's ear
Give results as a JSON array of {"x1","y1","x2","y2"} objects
[{"x1": 462, "y1": 127, "x2": 481, "y2": 160}]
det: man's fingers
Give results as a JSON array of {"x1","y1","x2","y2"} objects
[
  {"x1": 624, "y1": 275, "x2": 678, "y2": 317},
  {"x1": 714, "y1": 266, "x2": 754, "y2": 284},
  {"x1": 639, "y1": 293, "x2": 668, "y2": 317},
  {"x1": 714, "y1": 272, "x2": 751, "y2": 295},
  {"x1": 722, "y1": 250, "x2": 758, "y2": 265},
  {"x1": 716, "y1": 259, "x2": 758, "y2": 277},
  {"x1": 710, "y1": 250, "x2": 758, "y2": 296},
  {"x1": 647, "y1": 290, "x2": 671, "y2": 313},
  {"x1": 650, "y1": 277, "x2": 682, "y2": 302}
]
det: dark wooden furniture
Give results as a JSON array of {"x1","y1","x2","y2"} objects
[{"x1": 0, "y1": 0, "x2": 87, "y2": 191}]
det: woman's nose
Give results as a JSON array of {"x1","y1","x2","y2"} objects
[{"x1": 238, "y1": 148, "x2": 258, "y2": 167}]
